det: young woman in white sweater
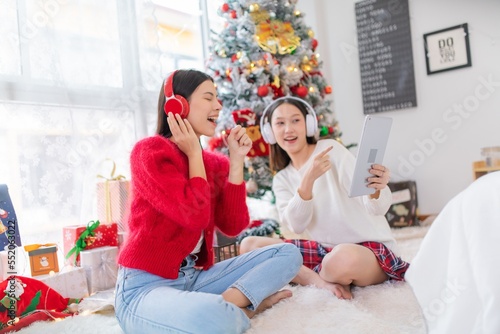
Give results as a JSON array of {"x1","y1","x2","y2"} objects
[{"x1": 240, "y1": 97, "x2": 409, "y2": 299}]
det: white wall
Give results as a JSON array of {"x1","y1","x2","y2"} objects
[{"x1": 297, "y1": 0, "x2": 500, "y2": 214}]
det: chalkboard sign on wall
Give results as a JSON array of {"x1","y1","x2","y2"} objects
[{"x1": 355, "y1": 0, "x2": 417, "y2": 114}]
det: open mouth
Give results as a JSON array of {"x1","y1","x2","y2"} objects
[
  {"x1": 284, "y1": 136, "x2": 298, "y2": 142},
  {"x1": 207, "y1": 117, "x2": 218, "y2": 124}
]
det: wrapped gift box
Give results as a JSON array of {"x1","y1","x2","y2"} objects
[
  {"x1": 80, "y1": 246, "x2": 118, "y2": 295},
  {"x1": 63, "y1": 222, "x2": 118, "y2": 266},
  {"x1": 0, "y1": 184, "x2": 22, "y2": 250},
  {"x1": 96, "y1": 178, "x2": 130, "y2": 232},
  {"x1": 25, "y1": 244, "x2": 59, "y2": 276},
  {"x1": 37, "y1": 266, "x2": 89, "y2": 299}
]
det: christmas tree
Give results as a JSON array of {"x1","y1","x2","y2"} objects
[{"x1": 206, "y1": 0, "x2": 342, "y2": 200}]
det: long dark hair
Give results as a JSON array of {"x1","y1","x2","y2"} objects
[
  {"x1": 268, "y1": 98, "x2": 317, "y2": 172},
  {"x1": 156, "y1": 69, "x2": 214, "y2": 138}
]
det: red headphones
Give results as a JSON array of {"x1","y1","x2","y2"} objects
[{"x1": 163, "y1": 70, "x2": 190, "y2": 118}]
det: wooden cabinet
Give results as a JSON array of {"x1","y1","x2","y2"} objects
[{"x1": 473, "y1": 160, "x2": 500, "y2": 180}]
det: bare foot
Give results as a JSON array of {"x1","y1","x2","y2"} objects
[
  {"x1": 242, "y1": 290, "x2": 292, "y2": 319},
  {"x1": 293, "y1": 266, "x2": 353, "y2": 300},
  {"x1": 314, "y1": 279, "x2": 353, "y2": 299}
]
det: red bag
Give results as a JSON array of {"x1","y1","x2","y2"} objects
[{"x1": 0, "y1": 276, "x2": 74, "y2": 331}]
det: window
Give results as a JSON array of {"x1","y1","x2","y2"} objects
[{"x1": 0, "y1": 0, "x2": 217, "y2": 247}]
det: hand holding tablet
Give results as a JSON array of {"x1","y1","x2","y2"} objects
[{"x1": 348, "y1": 115, "x2": 393, "y2": 198}]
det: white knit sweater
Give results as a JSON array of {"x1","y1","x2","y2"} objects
[{"x1": 273, "y1": 139, "x2": 397, "y2": 252}]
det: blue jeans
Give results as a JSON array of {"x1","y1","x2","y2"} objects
[{"x1": 115, "y1": 243, "x2": 302, "y2": 334}]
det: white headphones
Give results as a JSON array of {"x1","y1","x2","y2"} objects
[{"x1": 259, "y1": 96, "x2": 318, "y2": 144}]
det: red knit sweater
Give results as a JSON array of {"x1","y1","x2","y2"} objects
[{"x1": 118, "y1": 135, "x2": 250, "y2": 279}]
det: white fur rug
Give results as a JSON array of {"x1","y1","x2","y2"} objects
[{"x1": 14, "y1": 224, "x2": 429, "y2": 334}]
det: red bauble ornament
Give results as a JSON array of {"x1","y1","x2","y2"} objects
[
  {"x1": 221, "y1": 3, "x2": 229, "y2": 12},
  {"x1": 230, "y1": 10, "x2": 237, "y2": 19},
  {"x1": 311, "y1": 39, "x2": 318, "y2": 50},
  {"x1": 257, "y1": 85, "x2": 269, "y2": 97},
  {"x1": 296, "y1": 86, "x2": 308, "y2": 98},
  {"x1": 231, "y1": 54, "x2": 238, "y2": 62},
  {"x1": 324, "y1": 85, "x2": 332, "y2": 94},
  {"x1": 271, "y1": 84, "x2": 284, "y2": 98}
]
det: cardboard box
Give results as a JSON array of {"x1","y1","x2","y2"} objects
[{"x1": 27, "y1": 246, "x2": 59, "y2": 276}]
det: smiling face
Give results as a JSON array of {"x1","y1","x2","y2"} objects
[
  {"x1": 186, "y1": 80, "x2": 222, "y2": 138},
  {"x1": 270, "y1": 102, "x2": 309, "y2": 155}
]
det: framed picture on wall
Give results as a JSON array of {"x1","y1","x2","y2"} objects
[{"x1": 424, "y1": 23, "x2": 472, "y2": 75}]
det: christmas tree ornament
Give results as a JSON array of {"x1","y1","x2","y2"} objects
[
  {"x1": 311, "y1": 38, "x2": 318, "y2": 50},
  {"x1": 271, "y1": 84, "x2": 284, "y2": 98},
  {"x1": 272, "y1": 75, "x2": 280, "y2": 88},
  {"x1": 320, "y1": 126, "x2": 329, "y2": 137},
  {"x1": 255, "y1": 20, "x2": 301, "y2": 55},
  {"x1": 221, "y1": 3, "x2": 229, "y2": 12},
  {"x1": 257, "y1": 85, "x2": 270, "y2": 97},
  {"x1": 217, "y1": 48, "x2": 227, "y2": 57},
  {"x1": 301, "y1": 64, "x2": 312, "y2": 72},
  {"x1": 296, "y1": 86, "x2": 308, "y2": 97},
  {"x1": 230, "y1": 10, "x2": 237, "y2": 19},
  {"x1": 324, "y1": 85, "x2": 332, "y2": 94},
  {"x1": 249, "y1": 3, "x2": 260, "y2": 12}
]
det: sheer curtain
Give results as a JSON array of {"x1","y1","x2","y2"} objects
[{"x1": 0, "y1": 0, "x2": 209, "y2": 254}]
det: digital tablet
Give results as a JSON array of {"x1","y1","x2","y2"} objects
[{"x1": 348, "y1": 115, "x2": 393, "y2": 198}]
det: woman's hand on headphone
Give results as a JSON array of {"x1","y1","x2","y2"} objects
[
  {"x1": 167, "y1": 112, "x2": 201, "y2": 158},
  {"x1": 227, "y1": 125, "x2": 252, "y2": 160}
]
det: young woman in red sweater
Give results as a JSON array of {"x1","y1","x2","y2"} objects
[{"x1": 115, "y1": 69, "x2": 302, "y2": 334}]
